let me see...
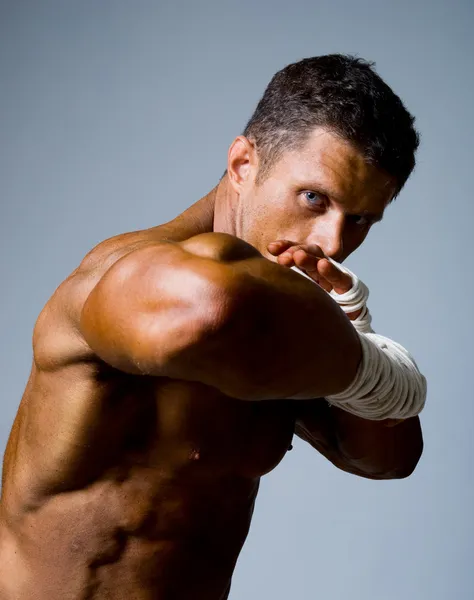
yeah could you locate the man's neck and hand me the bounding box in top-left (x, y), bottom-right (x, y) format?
top-left (213, 175), bottom-right (238, 236)
top-left (153, 176), bottom-right (238, 241)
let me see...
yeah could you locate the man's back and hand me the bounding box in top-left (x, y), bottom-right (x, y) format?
top-left (0, 208), bottom-right (297, 600)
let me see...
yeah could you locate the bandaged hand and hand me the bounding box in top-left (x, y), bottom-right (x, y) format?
top-left (268, 239), bottom-right (426, 422)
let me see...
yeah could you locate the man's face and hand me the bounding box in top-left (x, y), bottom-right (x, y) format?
top-left (235, 128), bottom-right (397, 263)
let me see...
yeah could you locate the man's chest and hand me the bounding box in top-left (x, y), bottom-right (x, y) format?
top-left (122, 377), bottom-right (297, 479)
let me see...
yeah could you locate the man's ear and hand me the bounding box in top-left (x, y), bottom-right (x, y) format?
top-left (227, 136), bottom-right (258, 193)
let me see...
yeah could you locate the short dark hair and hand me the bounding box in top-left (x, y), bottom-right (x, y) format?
top-left (242, 54), bottom-right (419, 194)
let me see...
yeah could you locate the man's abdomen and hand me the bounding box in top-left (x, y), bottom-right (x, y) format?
top-left (0, 378), bottom-right (295, 599)
top-left (0, 469), bottom-right (257, 600)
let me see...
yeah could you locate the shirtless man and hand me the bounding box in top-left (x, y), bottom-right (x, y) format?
top-left (0, 55), bottom-right (424, 599)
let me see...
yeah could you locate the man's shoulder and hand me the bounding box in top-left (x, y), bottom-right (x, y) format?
top-left (77, 227), bottom-right (164, 276)
top-left (31, 211), bottom-right (216, 374)
top-left (32, 227), bottom-right (166, 373)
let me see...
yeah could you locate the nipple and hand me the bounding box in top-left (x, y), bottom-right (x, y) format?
top-left (189, 449), bottom-right (201, 461)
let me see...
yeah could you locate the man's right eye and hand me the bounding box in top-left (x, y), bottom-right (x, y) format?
top-left (304, 191), bottom-right (325, 207)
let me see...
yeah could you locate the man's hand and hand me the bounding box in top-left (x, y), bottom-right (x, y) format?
top-left (267, 240), bottom-right (362, 319)
top-left (269, 240), bottom-right (405, 428)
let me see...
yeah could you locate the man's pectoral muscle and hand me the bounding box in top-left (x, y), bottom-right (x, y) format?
top-left (296, 400), bottom-right (423, 479)
top-left (80, 232), bottom-right (362, 402)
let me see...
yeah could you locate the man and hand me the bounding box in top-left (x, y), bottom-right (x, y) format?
top-left (0, 55), bottom-right (424, 599)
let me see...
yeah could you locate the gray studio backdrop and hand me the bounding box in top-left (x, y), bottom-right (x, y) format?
top-left (1, 1), bottom-right (473, 599)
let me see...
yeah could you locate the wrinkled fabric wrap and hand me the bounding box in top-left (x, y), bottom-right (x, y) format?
top-left (291, 263), bottom-right (426, 420)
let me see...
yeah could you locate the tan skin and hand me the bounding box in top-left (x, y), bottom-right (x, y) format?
top-left (0, 128), bottom-right (423, 599)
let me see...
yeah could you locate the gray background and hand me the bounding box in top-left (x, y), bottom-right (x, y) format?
top-left (1, 1), bottom-right (473, 599)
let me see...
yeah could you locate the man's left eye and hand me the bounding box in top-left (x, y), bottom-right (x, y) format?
top-left (348, 214), bottom-right (371, 227)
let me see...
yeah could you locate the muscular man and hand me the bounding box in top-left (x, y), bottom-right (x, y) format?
top-left (0, 55), bottom-right (424, 599)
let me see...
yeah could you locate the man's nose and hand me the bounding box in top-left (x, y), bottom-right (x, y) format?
top-left (310, 215), bottom-right (345, 261)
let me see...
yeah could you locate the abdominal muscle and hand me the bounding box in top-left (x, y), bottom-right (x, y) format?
top-left (0, 375), bottom-right (296, 600)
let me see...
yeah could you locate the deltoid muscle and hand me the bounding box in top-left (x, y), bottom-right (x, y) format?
top-left (291, 263), bottom-right (427, 420)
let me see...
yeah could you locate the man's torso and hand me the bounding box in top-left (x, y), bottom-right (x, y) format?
top-left (0, 207), bottom-right (298, 600)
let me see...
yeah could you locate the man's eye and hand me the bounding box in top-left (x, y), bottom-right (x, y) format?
top-left (348, 214), bottom-right (371, 227)
top-left (304, 191), bottom-right (325, 207)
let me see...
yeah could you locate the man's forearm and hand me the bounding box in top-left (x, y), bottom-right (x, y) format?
top-left (292, 261), bottom-right (426, 421)
top-left (296, 401), bottom-right (423, 479)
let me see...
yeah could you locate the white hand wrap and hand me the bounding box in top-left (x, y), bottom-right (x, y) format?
top-left (291, 263), bottom-right (427, 420)
top-left (327, 259), bottom-right (374, 334)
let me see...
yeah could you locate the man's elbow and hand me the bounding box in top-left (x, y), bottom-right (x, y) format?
top-left (385, 432), bottom-right (424, 480)
top-left (393, 447), bottom-right (423, 479)
top-left (355, 452), bottom-right (422, 480)
top-left (349, 430), bottom-right (424, 481)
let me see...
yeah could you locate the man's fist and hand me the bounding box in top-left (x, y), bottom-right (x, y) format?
top-left (267, 240), bottom-right (362, 320)
top-left (269, 240), bottom-right (406, 428)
